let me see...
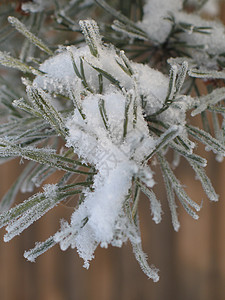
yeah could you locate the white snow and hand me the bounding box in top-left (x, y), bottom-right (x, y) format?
top-left (138, 0), bottom-right (183, 44)
top-left (138, 0), bottom-right (225, 67)
top-left (64, 88), bottom-right (156, 265)
top-left (200, 0), bottom-right (220, 16)
top-left (32, 28), bottom-right (193, 269)
top-left (174, 12), bottom-right (225, 67)
top-left (186, 0), bottom-right (221, 16)
top-left (35, 45), bottom-right (169, 106)
top-left (0, 2), bottom-right (223, 280)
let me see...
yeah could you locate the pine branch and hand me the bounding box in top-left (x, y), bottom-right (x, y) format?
top-left (8, 17), bottom-right (53, 56)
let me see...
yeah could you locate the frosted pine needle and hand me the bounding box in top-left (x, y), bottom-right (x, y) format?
top-left (0, 0), bottom-right (224, 281)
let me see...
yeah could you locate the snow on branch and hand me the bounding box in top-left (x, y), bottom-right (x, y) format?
top-left (0, 1), bottom-right (224, 280)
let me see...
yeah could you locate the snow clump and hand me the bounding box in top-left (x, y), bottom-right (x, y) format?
top-left (32, 36), bottom-right (188, 269)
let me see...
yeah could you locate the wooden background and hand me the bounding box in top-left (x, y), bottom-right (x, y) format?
top-left (0, 3), bottom-right (225, 300)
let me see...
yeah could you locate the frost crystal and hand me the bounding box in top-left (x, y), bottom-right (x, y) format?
top-left (32, 29), bottom-right (187, 274)
top-left (0, 10), bottom-right (224, 282)
top-left (138, 0), bottom-right (183, 43)
top-left (137, 0), bottom-right (225, 67)
top-left (64, 87), bottom-right (156, 265)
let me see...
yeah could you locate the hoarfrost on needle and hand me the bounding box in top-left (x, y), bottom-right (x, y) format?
top-left (29, 31), bottom-right (191, 270)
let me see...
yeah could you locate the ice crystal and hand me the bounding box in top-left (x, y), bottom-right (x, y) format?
top-left (138, 0), bottom-right (183, 44)
top-left (0, 4), bottom-right (224, 281)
